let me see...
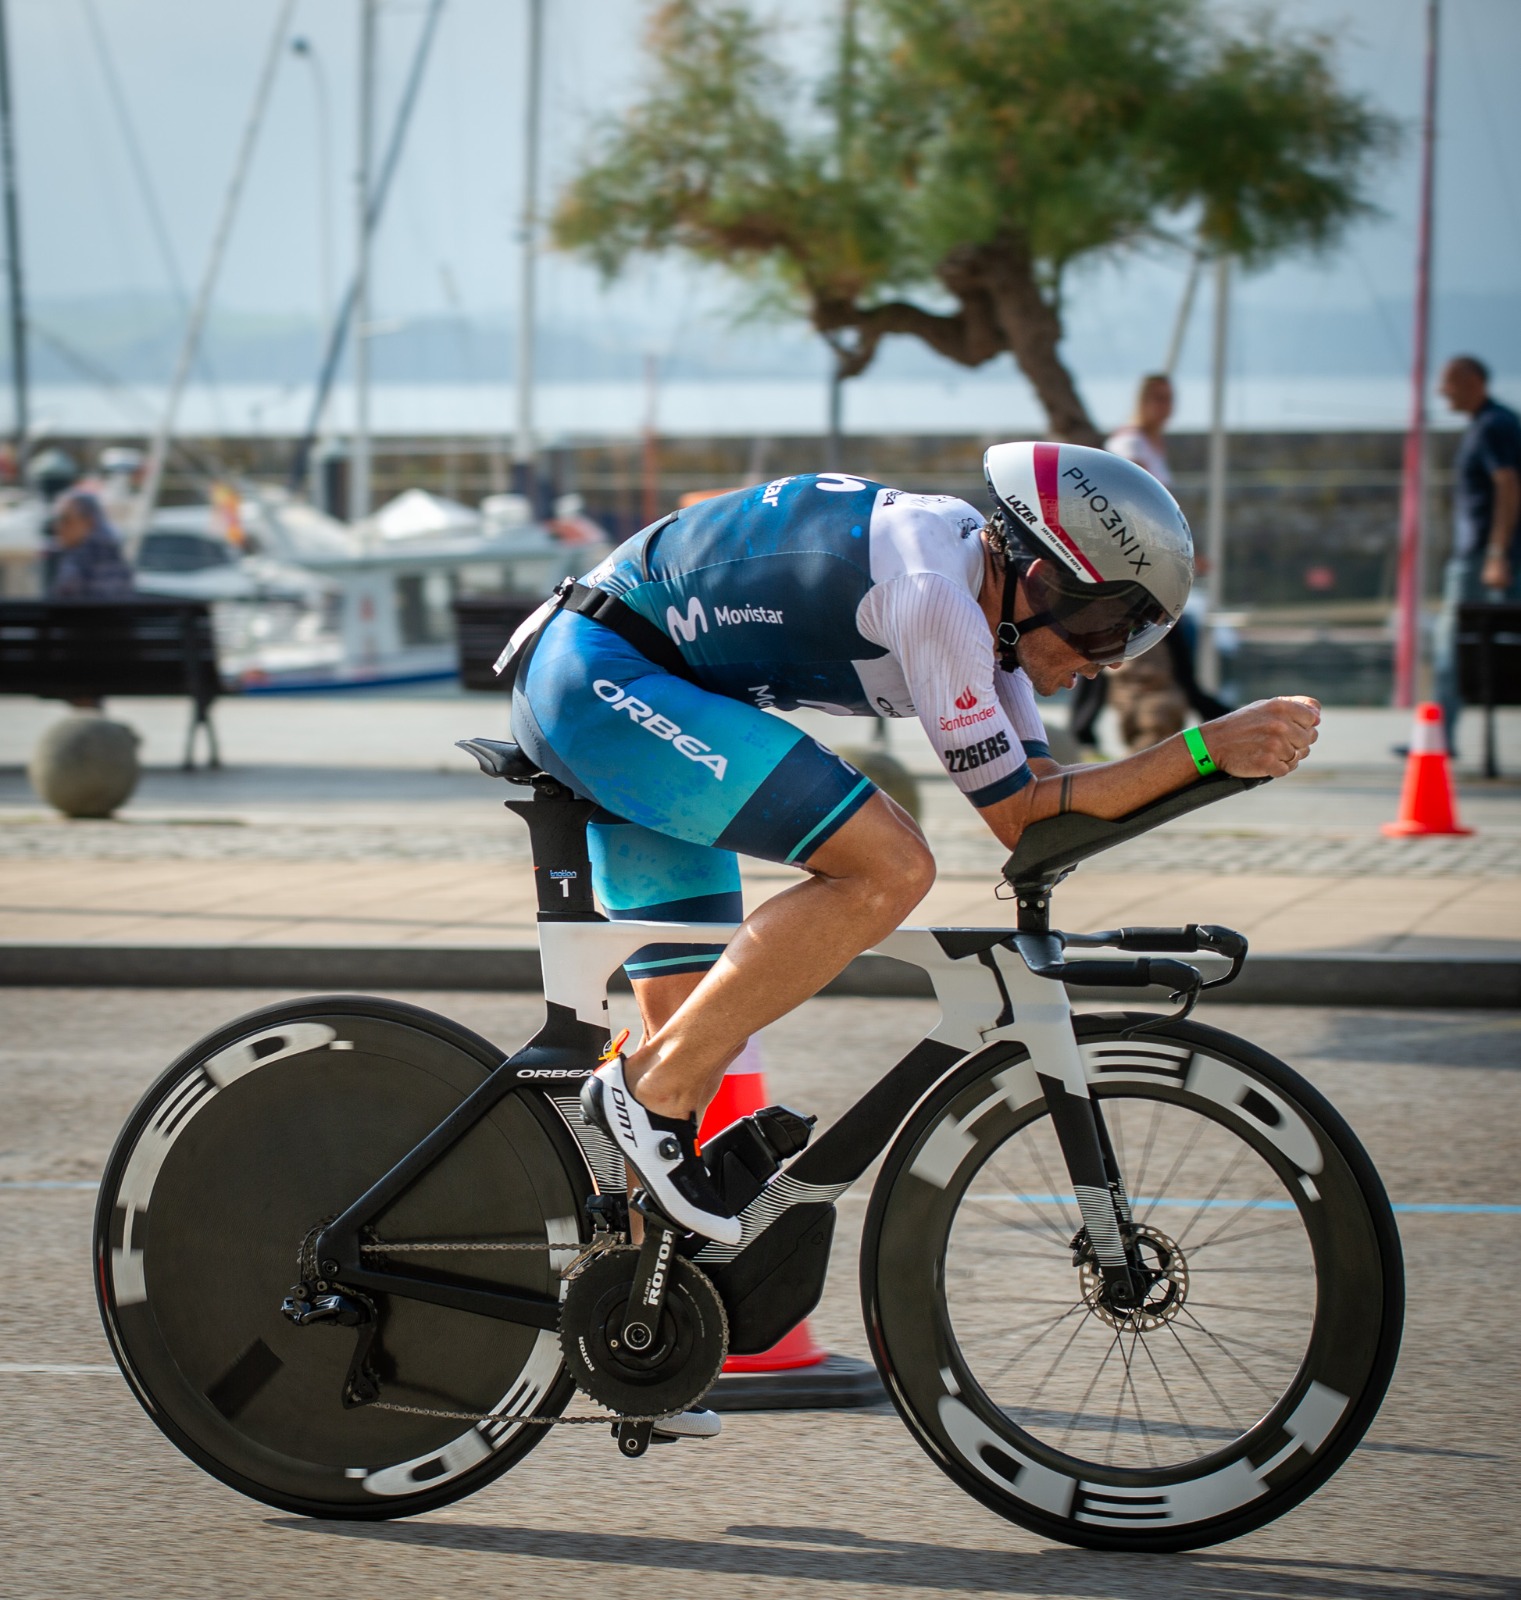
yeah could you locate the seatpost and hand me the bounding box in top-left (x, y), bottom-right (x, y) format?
top-left (505, 777), bottom-right (606, 922)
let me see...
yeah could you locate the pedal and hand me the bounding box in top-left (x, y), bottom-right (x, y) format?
top-left (614, 1418), bottom-right (654, 1458)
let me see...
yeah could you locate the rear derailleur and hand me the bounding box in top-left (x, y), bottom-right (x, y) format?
top-left (280, 1280), bottom-right (380, 1407)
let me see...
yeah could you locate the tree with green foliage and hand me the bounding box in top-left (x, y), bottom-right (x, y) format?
top-left (553, 0), bottom-right (1395, 444)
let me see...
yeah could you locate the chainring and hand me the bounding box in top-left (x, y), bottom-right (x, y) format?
top-left (558, 1250), bottom-right (728, 1419)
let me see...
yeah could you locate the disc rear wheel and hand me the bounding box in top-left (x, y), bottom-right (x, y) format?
top-left (94, 997), bottom-right (589, 1519)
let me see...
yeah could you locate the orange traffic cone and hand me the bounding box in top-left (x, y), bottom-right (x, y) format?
top-left (701, 1039), bottom-right (882, 1410)
top-left (1382, 703), bottom-right (1472, 837)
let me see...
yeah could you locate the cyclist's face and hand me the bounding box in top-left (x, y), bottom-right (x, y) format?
top-left (1009, 564), bottom-right (1108, 694)
top-left (1016, 620), bottom-right (1105, 695)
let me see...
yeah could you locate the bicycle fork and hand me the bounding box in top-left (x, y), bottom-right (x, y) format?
top-left (1019, 998), bottom-right (1145, 1309)
top-left (1042, 1070), bottom-right (1144, 1308)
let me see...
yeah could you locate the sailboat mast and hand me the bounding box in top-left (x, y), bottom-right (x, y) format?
top-left (513, 0), bottom-right (542, 504)
top-left (285, 0), bottom-right (446, 494)
top-left (1394, 0), bottom-right (1439, 708)
top-left (0, 0), bottom-right (30, 457)
top-left (351, 0), bottom-right (377, 524)
top-left (136, 0), bottom-right (298, 533)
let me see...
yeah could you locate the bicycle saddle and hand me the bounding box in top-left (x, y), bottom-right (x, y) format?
top-left (456, 737), bottom-right (543, 785)
top-left (1006, 771), bottom-right (1267, 890)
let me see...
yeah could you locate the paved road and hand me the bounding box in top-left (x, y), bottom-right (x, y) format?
top-left (3, 989), bottom-right (1519, 1600)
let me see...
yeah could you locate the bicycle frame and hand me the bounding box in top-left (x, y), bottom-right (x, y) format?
top-left (311, 772), bottom-right (1219, 1351)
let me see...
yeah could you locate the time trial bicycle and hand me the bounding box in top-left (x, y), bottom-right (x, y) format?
top-left (94, 737), bottom-right (1403, 1552)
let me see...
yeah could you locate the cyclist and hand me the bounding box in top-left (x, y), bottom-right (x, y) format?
top-left (502, 442), bottom-right (1319, 1245)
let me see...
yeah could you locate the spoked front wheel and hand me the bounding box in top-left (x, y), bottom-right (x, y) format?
top-left (863, 1013), bottom-right (1403, 1551)
top-left (94, 996), bottom-right (591, 1519)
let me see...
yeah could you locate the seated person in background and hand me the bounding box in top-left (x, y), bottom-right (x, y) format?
top-left (48, 490), bottom-right (135, 600)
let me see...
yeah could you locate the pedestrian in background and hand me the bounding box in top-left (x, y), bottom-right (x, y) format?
top-left (1079, 374), bottom-right (1230, 755)
top-left (1107, 372), bottom-right (1176, 486)
top-left (48, 489), bottom-right (135, 600)
top-left (44, 489), bottom-right (135, 710)
top-left (1434, 355), bottom-right (1521, 755)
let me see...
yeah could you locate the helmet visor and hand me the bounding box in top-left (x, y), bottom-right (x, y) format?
top-left (1023, 559), bottom-right (1175, 666)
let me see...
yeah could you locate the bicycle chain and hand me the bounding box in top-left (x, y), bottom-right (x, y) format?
top-left (346, 1233), bottom-right (680, 1428)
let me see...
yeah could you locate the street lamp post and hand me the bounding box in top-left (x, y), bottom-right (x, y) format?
top-left (1394, 0), bottom-right (1440, 708)
top-left (1200, 253), bottom-right (1231, 691)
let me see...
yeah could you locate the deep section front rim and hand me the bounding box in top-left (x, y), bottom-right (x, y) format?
top-left (861, 1014), bottom-right (1403, 1552)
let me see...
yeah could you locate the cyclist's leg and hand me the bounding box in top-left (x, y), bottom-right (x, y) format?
top-left (626, 789), bottom-right (931, 1118)
top-left (586, 814), bottom-right (745, 1075)
top-left (515, 611), bottom-right (934, 1121)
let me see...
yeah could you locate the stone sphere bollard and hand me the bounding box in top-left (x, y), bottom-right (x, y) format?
top-left (836, 746), bottom-right (921, 821)
top-left (28, 714), bottom-right (141, 819)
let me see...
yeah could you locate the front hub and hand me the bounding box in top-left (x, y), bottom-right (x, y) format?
top-left (1078, 1223), bottom-right (1189, 1332)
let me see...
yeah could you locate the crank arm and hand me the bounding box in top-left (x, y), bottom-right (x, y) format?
top-left (621, 1196), bottom-right (678, 1352)
top-left (615, 1418), bottom-right (655, 1458)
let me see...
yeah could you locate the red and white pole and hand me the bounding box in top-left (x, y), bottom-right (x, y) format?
top-left (1394, 0), bottom-right (1440, 707)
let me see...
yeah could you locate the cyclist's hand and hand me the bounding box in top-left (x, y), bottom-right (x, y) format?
top-left (1200, 696), bottom-right (1320, 779)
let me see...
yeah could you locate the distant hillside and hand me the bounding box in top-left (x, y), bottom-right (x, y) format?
top-left (16, 289), bottom-right (1520, 389)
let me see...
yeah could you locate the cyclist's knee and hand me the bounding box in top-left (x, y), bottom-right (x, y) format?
top-left (807, 793), bottom-right (935, 919)
top-left (885, 836), bottom-right (936, 915)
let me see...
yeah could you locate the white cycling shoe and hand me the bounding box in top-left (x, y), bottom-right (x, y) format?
top-left (580, 1056), bottom-right (743, 1247)
top-left (652, 1407), bottom-right (722, 1443)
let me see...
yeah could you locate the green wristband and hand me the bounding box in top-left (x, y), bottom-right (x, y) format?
top-left (1183, 726), bottom-right (1218, 776)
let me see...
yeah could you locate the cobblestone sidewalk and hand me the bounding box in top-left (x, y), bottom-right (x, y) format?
top-left (3, 812), bottom-right (1518, 879)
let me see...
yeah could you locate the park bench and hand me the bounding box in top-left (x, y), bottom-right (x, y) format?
top-left (0, 597), bottom-right (222, 769)
top-left (453, 594), bottom-right (543, 691)
top-left (1457, 601), bottom-right (1521, 779)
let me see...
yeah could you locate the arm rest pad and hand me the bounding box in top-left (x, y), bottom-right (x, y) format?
top-left (1005, 771), bottom-right (1266, 888)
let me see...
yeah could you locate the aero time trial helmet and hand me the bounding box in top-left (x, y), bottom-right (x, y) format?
top-left (983, 441), bottom-right (1193, 667)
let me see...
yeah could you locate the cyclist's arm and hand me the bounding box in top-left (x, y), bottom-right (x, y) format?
top-left (861, 573), bottom-right (1036, 809)
top-left (980, 697), bottom-right (1322, 854)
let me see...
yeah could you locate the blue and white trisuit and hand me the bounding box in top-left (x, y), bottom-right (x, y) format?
top-left (510, 473), bottom-right (1050, 979)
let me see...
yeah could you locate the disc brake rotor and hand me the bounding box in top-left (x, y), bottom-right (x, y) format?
top-left (559, 1250), bottom-right (728, 1419)
top-left (1078, 1222), bottom-right (1190, 1333)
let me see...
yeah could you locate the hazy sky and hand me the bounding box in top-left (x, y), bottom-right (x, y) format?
top-left (12, 0), bottom-right (1521, 373)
